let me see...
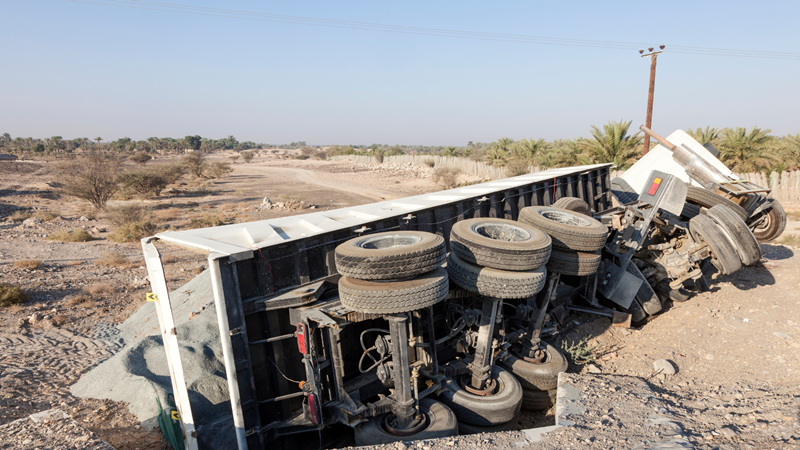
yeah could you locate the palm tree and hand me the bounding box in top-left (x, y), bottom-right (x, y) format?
top-left (687, 127), bottom-right (720, 145)
top-left (539, 139), bottom-right (591, 168)
top-left (94, 137), bottom-right (102, 145)
top-left (440, 146), bottom-right (459, 157)
top-left (580, 120), bottom-right (643, 169)
top-left (485, 137), bottom-right (514, 167)
top-left (783, 134), bottom-right (800, 171)
top-left (717, 127), bottom-right (778, 173)
top-left (512, 138), bottom-right (549, 163)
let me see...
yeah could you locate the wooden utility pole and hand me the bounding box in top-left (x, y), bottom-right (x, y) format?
top-left (640, 45), bottom-right (664, 155)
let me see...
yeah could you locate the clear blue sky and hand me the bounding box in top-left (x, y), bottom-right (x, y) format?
top-left (3, 1), bottom-right (798, 146)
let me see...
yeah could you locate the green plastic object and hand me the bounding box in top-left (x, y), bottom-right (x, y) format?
top-left (157, 394), bottom-right (186, 450)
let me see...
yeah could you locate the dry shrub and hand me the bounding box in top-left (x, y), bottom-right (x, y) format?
top-left (9, 211), bottom-right (32, 222)
top-left (35, 210), bottom-right (61, 222)
top-left (60, 151), bottom-right (125, 210)
top-left (161, 254), bottom-right (178, 264)
top-left (0, 283), bottom-right (27, 307)
top-left (50, 315), bottom-right (68, 326)
top-left (13, 259), bottom-right (42, 269)
top-left (105, 204), bottom-right (151, 226)
top-left (129, 151), bottom-right (152, 165)
top-left (191, 266), bottom-right (205, 276)
top-left (505, 159), bottom-right (530, 177)
top-left (240, 151), bottom-right (255, 163)
top-left (107, 221), bottom-right (158, 243)
top-left (65, 294), bottom-right (91, 306)
top-left (47, 229), bottom-right (94, 242)
top-left (95, 251), bottom-right (133, 268)
top-left (153, 207), bottom-right (181, 222)
top-left (187, 214), bottom-right (224, 229)
top-left (207, 162), bottom-right (233, 179)
top-left (117, 170), bottom-right (169, 198)
top-left (229, 155), bottom-right (240, 163)
top-left (423, 158), bottom-right (436, 168)
top-left (432, 167), bottom-right (461, 190)
top-left (85, 283), bottom-right (115, 296)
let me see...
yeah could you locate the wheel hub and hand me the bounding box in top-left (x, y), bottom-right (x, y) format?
top-left (540, 210), bottom-right (590, 227)
top-left (383, 412), bottom-right (427, 436)
top-left (460, 375), bottom-right (498, 396)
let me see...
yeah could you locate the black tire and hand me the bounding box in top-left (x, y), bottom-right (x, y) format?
top-left (680, 202), bottom-right (703, 220)
top-left (611, 177), bottom-right (639, 205)
top-left (706, 205), bottom-right (761, 266)
top-left (338, 268), bottom-right (449, 314)
top-left (751, 200), bottom-right (787, 242)
top-left (625, 296), bottom-right (647, 324)
top-left (521, 388), bottom-right (557, 411)
top-left (353, 398), bottom-right (458, 446)
top-left (627, 262), bottom-right (662, 316)
top-left (546, 249), bottom-right (601, 276)
top-left (436, 365), bottom-right (523, 427)
top-left (457, 411), bottom-right (519, 435)
top-left (690, 215), bottom-right (742, 275)
top-left (498, 341), bottom-right (567, 391)
top-left (518, 206), bottom-right (609, 252)
top-left (553, 197), bottom-right (591, 215)
top-left (655, 280), bottom-right (693, 303)
top-left (335, 231), bottom-right (445, 280)
top-left (450, 218), bottom-right (551, 271)
top-left (685, 186), bottom-right (748, 222)
top-left (446, 252), bottom-right (547, 299)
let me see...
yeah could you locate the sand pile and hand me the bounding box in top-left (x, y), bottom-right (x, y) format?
top-left (71, 272), bottom-right (236, 449)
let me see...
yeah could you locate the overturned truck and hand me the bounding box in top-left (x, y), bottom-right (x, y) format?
top-left (141, 129), bottom-right (783, 450)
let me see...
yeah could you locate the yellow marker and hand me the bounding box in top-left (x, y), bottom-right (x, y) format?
top-left (146, 293), bottom-right (158, 302)
top-left (171, 411), bottom-right (181, 420)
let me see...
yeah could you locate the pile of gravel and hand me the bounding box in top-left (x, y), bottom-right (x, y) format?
top-left (71, 271), bottom-right (236, 450)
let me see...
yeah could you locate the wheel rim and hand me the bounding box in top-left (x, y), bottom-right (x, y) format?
top-left (458, 374), bottom-right (499, 396)
top-left (382, 412), bottom-right (428, 436)
top-left (471, 222), bottom-right (531, 242)
top-left (358, 234), bottom-right (422, 249)
top-left (539, 210), bottom-right (590, 227)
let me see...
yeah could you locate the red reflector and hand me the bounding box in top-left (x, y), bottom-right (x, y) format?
top-left (308, 393), bottom-right (320, 425)
top-left (296, 323), bottom-right (308, 354)
top-left (647, 177), bottom-right (662, 195)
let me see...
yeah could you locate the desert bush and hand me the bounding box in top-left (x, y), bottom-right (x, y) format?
top-left (311, 150), bottom-right (328, 160)
top-left (60, 151), bottom-right (125, 210)
top-left (94, 251), bottom-right (133, 268)
top-left (65, 294), bottom-right (91, 306)
top-left (188, 214), bottom-right (224, 229)
top-left (85, 283), bottom-right (115, 296)
top-left (105, 204), bottom-right (151, 226)
top-left (423, 158), bottom-right (436, 168)
top-left (229, 155), bottom-right (240, 163)
top-left (155, 162), bottom-right (186, 185)
top-left (207, 162), bottom-right (233, 179)
top-left (50, 315), bottom-right (68, 326)
top-left (432, 167), bottom-right (461, 190)
top-left (240, 151), bottom-right (255, 163)
top-left (293, 154), bottom-right (310, 160)
top-left (107, 221), bottom-right (158, 243)
top-left (35, 210), bottom-right (61, 222)
top-left (505, 159), bottom-right (530, 177)
top-left (13, 259), bottom-right (42, 269)
top-left (0, 283), bottom-right (27, 307)
top-left (117, 170), bottom-right (169, 197)
top-left (299, 147), bottom-right (315, 155)
top-left (9, 211), bottom-right (32, 222)
top-left (468, 148), bottom-right (486, 162)
top-left (128, 151), bottom-right (152, 165)
top-left (182, 152), bottom-right (207, 178)
top-left (47, 229), bottom-right (94, 242)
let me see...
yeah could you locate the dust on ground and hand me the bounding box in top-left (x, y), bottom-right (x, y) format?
top-left (1, 153), bottom-right (799, 449)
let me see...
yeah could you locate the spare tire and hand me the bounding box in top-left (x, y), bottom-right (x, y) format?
top-left (546, 249), bottom-right (601, 276)
top-left (685, 186), bottom-right (748, 222)
top-left (706, 205), bottom-right (761, 266)
top-left (611, 177), bottom-right (639, 205)
top-left (689, 215), bottom-right (742, 275)
top-left (680, 202), bottom-right (703, 220)
top-left (450, 218), bottom-right (551, 271)
top-left (751, 200), bottom-right (787, 242)
top-left (335, 231), bottom-right (445, 280)
top-left (339, 268), bottom-right (449, 314)
top-left (446, 252), bottom-right (547, 299)
top-left (518, 206), bottom-right (609, 252)
top-left (552, 197), bottom-right (591, 215)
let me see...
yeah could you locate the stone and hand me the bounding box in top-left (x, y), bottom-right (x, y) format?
top-left (586, 364), bottom-right (602, 374)
top-left (653, 359), bottom-right (677, 375)
top-left (717, 427), bottom-right (737, 438)
top-left (256, 197), bottom-right (273, 211)
top-left (79, 216), bottom-right (90, 221)
top-left (22, 217), bottom-right (42, 227)
top-left (28, 312), bottom-right (44, 324)
top-left (394, 442), bottom-right (407, 450)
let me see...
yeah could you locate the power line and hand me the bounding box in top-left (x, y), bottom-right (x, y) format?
top-left (68, 0), bottom-right (800, 60)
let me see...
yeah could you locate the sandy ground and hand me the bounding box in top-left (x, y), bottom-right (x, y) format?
top-left (1, 152), bottom-right (799, 449)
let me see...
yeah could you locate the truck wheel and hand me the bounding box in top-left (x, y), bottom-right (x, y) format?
top-left (456, 410), bottom-right (520, 434)
top-left (706, 205), bottom-right (761, 266)
top-left (611, 177), bottom-right (639, 205)
top-left (446, 252), bottom-right (547, 299)
top-left (685, 186), bottom-right (748, 222)
top-left (338, 268), bottom-right (448, 314)
top-left (546, 249), bottom-right (601, 276)
top-left (625, 297), bottom-right (647, 323)
top-left (627, 263), bottom-right (662, 315)
top-left (335, 231), bottom-right (445, 280)
top-left (450, 218), bottom-right (551, 271)
top-left (751, 200), bottom-right (787, 242)
top-left (354, 398), bottom-right (458, 446)
top-left (518, 206), bottom-right (608, 252)
top-left (553, 197), bottom-right (591, 215)
top-left (436, 365), bottom-right (523, 427)
top-left (655, 280), bottom-right (693, 303)
top-left (680, 202), bottom-right (703, 220)
top-left (521, 389), bottom-right (557, 411)
top-left (690, 215), bottom-right (742, 275)
top-left (498, 341), bottom-right (567, 391)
